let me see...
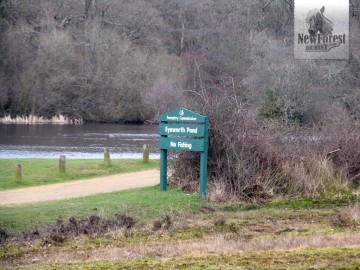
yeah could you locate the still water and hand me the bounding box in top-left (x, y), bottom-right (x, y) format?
top-left (0, 124), bottom-right (159, 159)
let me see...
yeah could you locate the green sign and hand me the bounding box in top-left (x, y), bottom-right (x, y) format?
top-left (159, 108), bottom-right (206, 123)
top-left (159, 123), bottom-right (205, 137)
top-left (159, 108), bottom-right (208, 197)
top-left (159, 137), bottom-right (204, 152)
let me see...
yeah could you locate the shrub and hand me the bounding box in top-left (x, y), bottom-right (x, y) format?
top-left (0, 228), bottom-right (9, 243)
top-left (3, 213), bottom-right (137, 244)
top-left (152, 215), bottom-right (172, 231)
top-left (331, 204), bottom-right (360, 228)
top-left (170, 76), bottom-right (359, 200)
top-left (171, 80), bottom-right (283, 199)
top-left (259, 88), bottom-right (284, 119)
top-left (259, 86), bottom-right (304, 123)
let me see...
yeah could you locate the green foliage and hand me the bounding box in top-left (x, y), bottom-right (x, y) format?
top-left (266, 193), bottom-right (358, 210)
top-left (259, 87), bottom-right (304, 123)
top-left (288, 108), bottom-right (304, 123)
top-left (0, 159), bottom-right (158, 190)
top-left (259, 88), bottom-right (284, 119)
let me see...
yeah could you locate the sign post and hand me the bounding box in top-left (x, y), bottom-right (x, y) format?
top-left (159, 108), bottom-right (209, 197)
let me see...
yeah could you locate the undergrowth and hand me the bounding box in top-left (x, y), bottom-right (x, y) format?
top-left (171, 82), bottom-right (360, 201)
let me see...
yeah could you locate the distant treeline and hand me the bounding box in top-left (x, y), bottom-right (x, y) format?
top-left (0, 0), bottom-right (360, 123)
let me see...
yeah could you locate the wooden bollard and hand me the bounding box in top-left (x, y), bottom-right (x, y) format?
top-left (143, 144), bottom-right (149, 163)
top-left (15, 164), bottom-right (22, 182)
top-left (104, 148), bottom-right (110, 166)
top-left (59, 155), bottom-right (66, 173)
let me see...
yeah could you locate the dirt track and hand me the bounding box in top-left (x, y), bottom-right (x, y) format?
top-left (0, 169), bottom-right (160, 206)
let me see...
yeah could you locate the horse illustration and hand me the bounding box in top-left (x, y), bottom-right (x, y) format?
top-left (306, 6), bottom-right (333, 36)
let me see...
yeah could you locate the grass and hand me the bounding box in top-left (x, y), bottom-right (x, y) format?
top-left (265, 193), bottom-right (359, 209)
top-left (2, 190), bottom-right (360, 269)
top-left (0, 185), bottom-right (204, 232)
top-left (1, 162), bottom-right (360, 270)
top-left (0, 159), bottom-right (159, 190)
top-left (1, 185), bottom-right (358, 233)
top-left (3, 246), bottom-right (360, 269)
top-left (85, 247), bottom-right (360, 270)
top-left (103, 247), bottom-right (354, 270)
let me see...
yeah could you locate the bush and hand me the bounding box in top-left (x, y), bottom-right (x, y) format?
top-left (3, 213), bottom-right (137, 244)
top-left (171, 80), bottom-right (282, 199)
top-left (259, 86), bottom-right (304, 123)
top-left (170, 77), bottom-right (359, 200)
top-left (46, 214), bottom-right (136, 242)
top-left (259, 88), bottom-right (284, 119)
top-left (331, 205), bottom-right (360, 228)
top-left (0, 228), bottom-right (9, 243)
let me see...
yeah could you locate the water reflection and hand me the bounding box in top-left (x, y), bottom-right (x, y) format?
top-left (0, 124), bottom-right (159, 159)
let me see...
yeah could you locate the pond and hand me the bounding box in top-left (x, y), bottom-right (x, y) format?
top-left (0, 124), bottom-right (159, 159)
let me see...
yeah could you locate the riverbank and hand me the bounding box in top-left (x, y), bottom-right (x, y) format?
top-left (0, 159), bottom-right (159, 190)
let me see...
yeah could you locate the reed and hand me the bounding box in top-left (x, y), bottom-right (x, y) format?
top-left (0, 114), bottom-right (83, 124)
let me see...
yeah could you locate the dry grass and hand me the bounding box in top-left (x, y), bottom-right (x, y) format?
top-left (332, 204), bottom-right (360, 228)
top-left (3, 206), bottom-right (359, 267)
top-left (5, 230), bottom-right (360, 266)
top-left (207, 180), bottom-right (236, 203)
top-left (281, 158), bottom-right (349, 198)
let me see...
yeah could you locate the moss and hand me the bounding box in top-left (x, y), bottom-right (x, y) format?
top-left (266, 194), bottom-right (358, 210)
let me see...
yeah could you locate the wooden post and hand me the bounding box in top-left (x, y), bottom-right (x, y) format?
top-left (59, 155), bottom-right (66, 173)
top-left (104, 148), bottom-right (110, 166)
top-left (143, 144), bottom-right (149, 163)
top-left (160, 149), bottom-right (167, 191)
top-left (199, 117), bottom-right (209, 197)
top-left (15, 164), bottom-right (22, 182)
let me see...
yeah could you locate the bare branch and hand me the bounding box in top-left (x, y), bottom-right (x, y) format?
top-left (262, 0), bottom-right (276, 12)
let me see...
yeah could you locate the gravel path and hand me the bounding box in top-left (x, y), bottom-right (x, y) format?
top-left (0, 169), bottom-right (160, 206)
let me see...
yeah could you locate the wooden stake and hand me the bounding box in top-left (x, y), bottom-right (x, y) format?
top-left (59, 155), bottom-right (66, 173)
top-left (104, 148), bottom-right (110, 166)
top-left (15, 164), bottom-right (22, 182)
top-left (143, 144), bottom-right (149, 163)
